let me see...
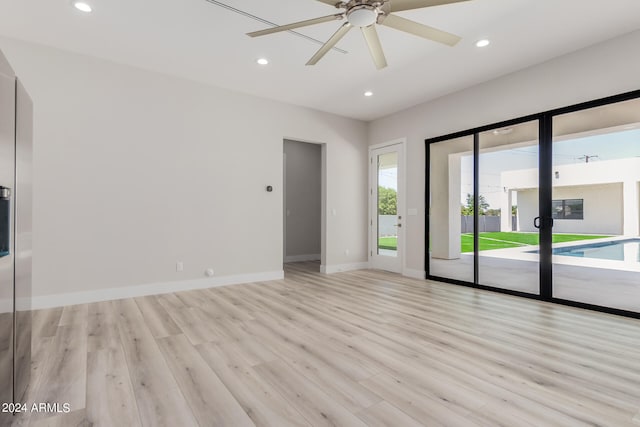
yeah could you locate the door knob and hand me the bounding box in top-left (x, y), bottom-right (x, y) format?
top-left (534, 216), bottom-right (554, 229)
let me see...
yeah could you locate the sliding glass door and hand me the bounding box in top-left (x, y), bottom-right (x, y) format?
top-left (477, 120), bottom-right (540, 294)
top-left (427, 122), bottom-right (540, 294)
top-left (551, 97), bottom-right (640, 312)
top-left (426, 90), bottom-right (640, 317)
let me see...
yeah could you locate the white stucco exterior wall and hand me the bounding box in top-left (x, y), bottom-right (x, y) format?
top-left (502, 158), bottom-right (640, 235)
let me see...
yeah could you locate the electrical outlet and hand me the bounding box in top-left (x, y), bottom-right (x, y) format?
top-left (176, 261), bottom-right (184, 272)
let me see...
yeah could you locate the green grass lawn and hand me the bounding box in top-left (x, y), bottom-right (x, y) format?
top-left (378, 236), bottom-right (397, 250)
top-left (460, 232), bottom-right (611, 253)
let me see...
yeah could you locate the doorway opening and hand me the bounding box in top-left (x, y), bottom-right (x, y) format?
top-left (283, 139), bottom-right (324, 274)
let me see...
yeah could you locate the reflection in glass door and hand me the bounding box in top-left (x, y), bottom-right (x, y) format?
top-left (552, 98), bottom-right (640, 312)
top-left (370, 143), bottom-right (404, 273)
top-left (477, 120), bottom-right (540, 294)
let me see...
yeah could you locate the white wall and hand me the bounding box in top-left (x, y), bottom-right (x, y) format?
top-left (284, 140), bottom-right (321, 261)
top-left (369, 30), bottom-right (640, 274)
top-left (503, 158), bottom-right (640, 235)
top-left (517, 184), bottom-right (623, 235)
top-left (0, 37), bottom-right (368, 302)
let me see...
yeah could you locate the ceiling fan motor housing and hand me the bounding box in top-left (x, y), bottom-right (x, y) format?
top-left (347, 4), bottom-right (380, 27)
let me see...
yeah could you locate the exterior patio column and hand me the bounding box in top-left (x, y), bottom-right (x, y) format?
top-left (501, 188), bottom-right (512, 231)
top-left (445, 154), bottom-right (462, 259)
top-left (430, 150), bottom-right (462, 260)
top-left (623, 180), bottom-right (640, 236)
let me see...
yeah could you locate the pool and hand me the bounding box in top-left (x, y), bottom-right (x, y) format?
top-left (550, 239), bottom-right (640, 262)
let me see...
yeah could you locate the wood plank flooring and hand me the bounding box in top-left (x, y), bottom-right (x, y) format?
top-left (6, 262), bottom-right (640, 426)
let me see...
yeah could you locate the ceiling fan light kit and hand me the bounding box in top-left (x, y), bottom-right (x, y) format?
top-left (347, 5), bottom-right (379, 27)
top-left (246, 0), bottom-right (469, 69)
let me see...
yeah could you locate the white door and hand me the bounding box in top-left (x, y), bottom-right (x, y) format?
top-left (369, 141), bottom-right (405, 273)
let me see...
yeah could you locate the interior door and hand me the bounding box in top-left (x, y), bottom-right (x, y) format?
top-left (370, 142), bottom-right (404, 273)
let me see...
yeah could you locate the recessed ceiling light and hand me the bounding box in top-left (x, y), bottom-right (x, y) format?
top-left (256, 58), bottom-right (269, 65)
top-left (364, 91), bottom-right (373, 97)
top-left (73, 1), bottom-right (92, 12)
top-left (476, 39), bottom-right (490, 48)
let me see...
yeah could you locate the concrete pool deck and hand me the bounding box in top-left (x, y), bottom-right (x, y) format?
top-left (430, 236), bottom-right (640, 313)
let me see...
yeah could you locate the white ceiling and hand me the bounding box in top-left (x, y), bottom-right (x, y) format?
top-left (1, 0), bottom-right (639, 121)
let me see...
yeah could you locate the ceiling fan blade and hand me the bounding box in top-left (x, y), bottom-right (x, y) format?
top-left (381, 14), bottom-right (461, 46)
top-left (247, 14), bottom-right (343, 37)
top-left (316, 0), bottom-right (343, 6)
top-left (387, 0), bottom-right (470, 12)
top-left (361, 25), bottom-right (388, 69)
top-left (307, 22), bottom-right (352, 65)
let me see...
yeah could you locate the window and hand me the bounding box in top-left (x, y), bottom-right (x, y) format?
top-left (552, 199), bottom-right (583, 220)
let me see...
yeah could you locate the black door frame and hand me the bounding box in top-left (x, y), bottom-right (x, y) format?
top-left (425, 89), bottom-right (640, 319)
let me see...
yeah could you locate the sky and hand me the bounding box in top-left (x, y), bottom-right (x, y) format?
top-left (460, 128), bottom-right (640, 209)
top-left (379, 168), bottom-right (397, 190)
top-left (378, 151), bottom-right (399, 190)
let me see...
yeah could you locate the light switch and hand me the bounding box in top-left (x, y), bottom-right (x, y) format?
top-left (408, 208), bottom-right (418, 216)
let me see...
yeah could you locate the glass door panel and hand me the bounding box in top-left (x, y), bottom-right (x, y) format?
top-left (377, 152), bottom-right (398, 257)
top-left (477, 120), bottom-right (540, 294)
top-left (552, 98), bottom-right (640, 312)
top-left (428, 136), bottom-right (474, 282)
top-left (370, 142), bottom-right (404, 273)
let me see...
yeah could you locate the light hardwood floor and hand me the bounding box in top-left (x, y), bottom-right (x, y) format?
top-left (6, 262), bottom-right (640, 426)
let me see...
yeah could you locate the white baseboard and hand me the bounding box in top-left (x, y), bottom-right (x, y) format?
top-left (320, 262), bottom-right (369, 274)
top-left (403, 268), bottom-right (426, 279)
top-left (31, 270), bottom-right (284, 310)
top-left (284, 253), bottom-right (321, 263)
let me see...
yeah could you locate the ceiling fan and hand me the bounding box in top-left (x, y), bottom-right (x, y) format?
top-left (247, 0), bottom-right (469, 69)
